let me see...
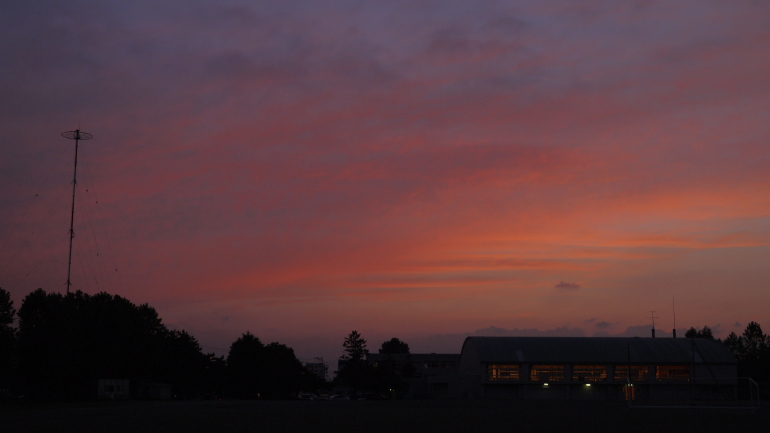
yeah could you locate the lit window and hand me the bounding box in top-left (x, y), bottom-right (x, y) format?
top-left (530, 365), bottom-right (565, 382)
top-left (487, 364), bottom-right (520, 381)
top-left (614, 365), bottom-right (649, 382)
top-left (571, 365), bottom-right (607, 382)
top-left (656, 365), bottom-right (690, 382)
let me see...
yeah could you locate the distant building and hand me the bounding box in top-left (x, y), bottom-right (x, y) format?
top-left (97, 379), bottom-right (129, 400)
top-left (305, 361), bottom-right (328, 381)
top-left (366, 353), bottom-right (461, 399)
top-left (335, 358), bottom-right (348, 380)
top-left (458, 337), bottom-right (738, 401)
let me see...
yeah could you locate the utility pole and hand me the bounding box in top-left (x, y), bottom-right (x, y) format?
top-left (61, 129), bottom-right (93, 294)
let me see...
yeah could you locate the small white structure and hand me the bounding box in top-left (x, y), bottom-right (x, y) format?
top-left (98, 379), bottom-right (130, 400)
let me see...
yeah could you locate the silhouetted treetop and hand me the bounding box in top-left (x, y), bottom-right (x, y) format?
top-left (0, 287), bottom-right (15, 327)
top-left (0, 288), bottom-right (17, 390)
top-left (342, 330), bottom-right (368, 362)
top-left (685, 326), bottom-right (714, 339)
top-left (743, 321), bottom-right (767, 342)
top-left (16, 288), bottom-right (207, 399)
top-left (742, 321), bottom-right (769, 360)
top-left (380, 337), bottom-right (410, 354)
top-left (226, 333), bottom-right (306, 399)
top-left (722, 321), bottom-right (770, 362)
top-left (227, 332), bottom-right (264, 374)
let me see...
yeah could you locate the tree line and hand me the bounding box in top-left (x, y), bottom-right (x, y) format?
top-left (0, 287), bottom-right (415, 401)
top-left (333, 331), bottom-right (415, 398)
top-left (0, 288), bottom-right (324, 401)
top-left (3, 286), bottom-right (768, 401)
top-left (686, 322), bottom-right (770, 386)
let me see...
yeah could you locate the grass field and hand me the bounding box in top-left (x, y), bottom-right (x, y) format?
top-left (2, 399), bottom-right (768, 433)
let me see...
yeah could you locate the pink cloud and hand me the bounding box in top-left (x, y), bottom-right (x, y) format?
top-left (1, 0), bottom-right (769, 357)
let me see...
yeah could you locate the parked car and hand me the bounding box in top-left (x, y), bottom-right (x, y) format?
top-left (297, 393), bottom-right (315, 400)
top-left (329, 394), bottom-right (349, 400)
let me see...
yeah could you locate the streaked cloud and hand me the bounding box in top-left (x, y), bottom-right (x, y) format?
top-left (0, 0), bottom-right (769, 358)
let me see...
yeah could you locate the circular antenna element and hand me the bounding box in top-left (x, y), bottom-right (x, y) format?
top-left (61, 129), bottom-right (93, 140)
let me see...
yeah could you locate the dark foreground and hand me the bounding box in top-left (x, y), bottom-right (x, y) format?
top-left (1, 400), bottom-right (768, 433)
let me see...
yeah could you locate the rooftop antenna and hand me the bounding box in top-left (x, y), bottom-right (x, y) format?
top-left (61, 129), bottom-right (93, 294)
top-left (645, 310), bottom-right (659, 338)
top-left (672, 297), bottom-right (676, 338)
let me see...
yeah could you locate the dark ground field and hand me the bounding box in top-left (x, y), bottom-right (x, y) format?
top-left (1, 400), bottom-right (768, 433)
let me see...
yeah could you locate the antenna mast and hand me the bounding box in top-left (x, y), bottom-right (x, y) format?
top-left (672, 297), bottom-right (676, 338)
top-left (645, 310), bottom-right (659, 338)
top-left (61, 129), bottom-right (93, 294)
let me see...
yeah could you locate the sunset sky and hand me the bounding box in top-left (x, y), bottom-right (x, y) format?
top-left (1, 0), bottom-right (769, 363)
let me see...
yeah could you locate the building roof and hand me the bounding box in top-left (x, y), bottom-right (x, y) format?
top-left (461, 337), bottom-right (736, 364)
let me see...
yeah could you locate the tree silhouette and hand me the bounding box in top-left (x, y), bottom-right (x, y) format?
top-left (376, 337), bottom-right (414, 396)
top-left (379, 337), bottom-right (410, 354)
top-left (723, 332), bottom-right (745, 359)
top-left (722, 321), bottom-right (770, 386)
top-left (342, 330), bottom-right (368, 362)
top-left (0, 288), bottom-right (14, 327)
top-left (741, 321), bottom-right (768, 361)
top-left (227, 332), bottom-right (265, 399)
top-left (336, 330), bottom-right (377, 392)
top-left (156, 329), bottom-right (208, 396)
top-left (226, 332), bottom-right (307, 399)
top-left (17, 289), bottom-right (207, 400)
top-left (685, 326), bottom-right (714, 339)
top-left (0, 288), bottom-right (16, 392)
top-left (261, 342), bottom-right (307, 398)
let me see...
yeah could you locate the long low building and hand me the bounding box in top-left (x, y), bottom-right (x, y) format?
top-left (459, 337), bottom-right (738, 401)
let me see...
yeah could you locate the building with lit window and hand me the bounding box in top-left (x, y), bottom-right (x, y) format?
top-left (459, 337), bottom-right (737, 401)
